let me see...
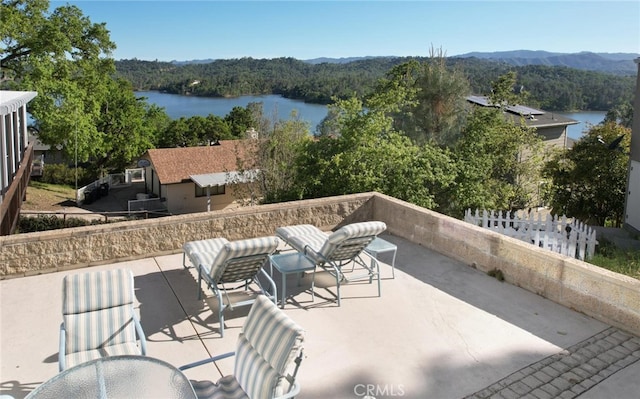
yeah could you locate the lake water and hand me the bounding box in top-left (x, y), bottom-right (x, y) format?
top-left (136, 91), bottom-right (329, 132)
top-left (137, 91), bottom-right (606, 140)
top-left (555, 111), bottom-right (607, 140)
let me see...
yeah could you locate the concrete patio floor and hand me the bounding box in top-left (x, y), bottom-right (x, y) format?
top-left (1, 234), bottom-right (639, 399)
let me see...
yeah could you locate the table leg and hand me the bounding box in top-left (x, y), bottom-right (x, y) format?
top-left (281, 273), bottom-right (286, 308)
top-left (96, 360), bottom-right (107, 399)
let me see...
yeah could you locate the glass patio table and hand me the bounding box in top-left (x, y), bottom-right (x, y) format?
top-left (26, 355), bottom-right (196, 399)
top-left (364, 237), bottom-right (397, 278)
top-left (269, 252), bottom-right (317, 308)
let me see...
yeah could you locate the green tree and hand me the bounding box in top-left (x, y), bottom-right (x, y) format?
top-left (299, 96), bottom-right (455, 208)
top-left (224, 112), bottom-right (311, 206)
top-left (225, 106), bottom-right (256, 138)
top-left (370, 49), bottom-right (471, 146)
top-left (411, 48), bottom-right (471, 145)
top-left (542, 122), bottom-right (630, 226)
top-left (604, 100), bottom-right (634, 129)
top-left (439, 106), bottom-right (543, 217)
top-left (1, 0), bottom-right (162, 172)
top-left (489, 71), bottom-right (521, 106)
top-left (157, 114), bottom-right (231, 148)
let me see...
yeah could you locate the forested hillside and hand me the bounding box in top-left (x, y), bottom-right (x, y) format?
top-left (115, 56), bottom-right (636, 111)
top-left (455, 50), bottom-right (638, 75)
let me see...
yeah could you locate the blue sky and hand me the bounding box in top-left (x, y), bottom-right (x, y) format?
top-left (49, 1), bottom-right (640, 61)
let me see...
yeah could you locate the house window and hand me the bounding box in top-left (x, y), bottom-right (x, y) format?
top-left (195, 185), bottom-right (225, 197)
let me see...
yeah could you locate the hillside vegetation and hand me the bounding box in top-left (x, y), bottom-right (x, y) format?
top-left (115, 56), bottom-right (636, 111)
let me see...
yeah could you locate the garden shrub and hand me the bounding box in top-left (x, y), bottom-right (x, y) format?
top-left (17, 215), bottom-right (102, 233)
top-left (40, 164), bottom-right (95, 186)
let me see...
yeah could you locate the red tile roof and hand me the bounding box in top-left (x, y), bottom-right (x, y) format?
top-left (145, 140), bottom-right (255, 185)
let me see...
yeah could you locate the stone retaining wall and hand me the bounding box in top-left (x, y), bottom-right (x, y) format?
top-left (0, 193), bottom-right (374, 277)
top-left (372, 193), bottom-right (640, 336)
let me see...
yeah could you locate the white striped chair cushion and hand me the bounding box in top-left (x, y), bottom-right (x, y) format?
top-left (275, 224), bottom-right (324, 245)
top-left (190, 375), bottom-right (250, 399)
top-left (318, 221), bottom-right (387, 259)
top-left (62, 268), bottom-right (135, 314)
top-left (61, 269), bottom-right (142, 365)
top-left (203, 237), bottom-right (280, 282)
top-left (242, 295), bottom-right (305, 373)
top-left (64, 342), bottom-right (141, 370)
top-left (184, 238), bottom-right (230, 266)
top-left (234, 335), bottom-right (281, 398)
top-left (276, 224), bottom-right (328, 263)
top-left (235, 295), bottom-right (304, 398)
top-left (63, 306), bottom-right (138, 354)
top-left (277, 222), bottom-right (387, 264)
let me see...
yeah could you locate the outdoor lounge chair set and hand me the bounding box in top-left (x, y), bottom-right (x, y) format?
top-left (51, 221), bottom-right (386, 398)
top-left (183, 221), bottom-right (387, 313)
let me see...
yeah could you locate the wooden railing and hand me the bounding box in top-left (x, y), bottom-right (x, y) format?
top-left (0, 143), bottom-right (34, 236)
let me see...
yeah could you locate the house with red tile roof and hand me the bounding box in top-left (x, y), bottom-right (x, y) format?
top-left (141, 140), bottom-right (259, 214)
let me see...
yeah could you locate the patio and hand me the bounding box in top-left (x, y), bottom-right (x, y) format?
top-left (2, 233), bottom-right (639, 398)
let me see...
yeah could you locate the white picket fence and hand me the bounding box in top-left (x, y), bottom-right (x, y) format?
top-left (464, 209), bottom-right (598, 260)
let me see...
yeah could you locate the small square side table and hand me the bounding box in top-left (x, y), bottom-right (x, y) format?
top-left (365, 237), bottom-right (397, 278)
top-left (269, 252), bottom-right (316, 308)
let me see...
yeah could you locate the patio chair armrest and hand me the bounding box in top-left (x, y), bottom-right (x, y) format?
top-left (132, 312), bottom-right (147, 355)
top-left (275, 381), bottom-right (301, 399)
top-left (303, 244), bottom-right (314, 257)
top-left (258, 267), bottom-right (278, 302)
top-left (58, 323), bottom-right (66, 371)
top-left (179, 351), bottom-right (236, 371)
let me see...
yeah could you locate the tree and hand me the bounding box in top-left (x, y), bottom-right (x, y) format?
top-left (542, 122), bottom-right (630, 226)
top-left (371, 48), bottom-right (471, 146)
top-left (257, 116), bottom-right (312, 203)
top-left (488, 71), bottom-right (524, 107)
top-left (226, 111), bottom-right (312, 206)
top-left (1, 0), bottom-right (161, 173)
top-left (299, 96), bottom-right (456, 208)
top-left (438, 106), bottom-right (543, 217)
top-left (225, 106), bottom-right (256, 138)
top-left (604, 100), bottom-right (633, 129)
top-left (411, 47), bottom-right (471, 146)
top-left (157, 114), bottom-right (231, 148)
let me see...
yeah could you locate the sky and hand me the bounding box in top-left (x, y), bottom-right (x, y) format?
top-left (49, 1), bottom-right (640, 62)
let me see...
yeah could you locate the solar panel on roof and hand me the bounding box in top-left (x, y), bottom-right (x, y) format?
top-left (506, 105), bottom-right (545, 116)
top-left (466, 95), bottom-right (493, 107)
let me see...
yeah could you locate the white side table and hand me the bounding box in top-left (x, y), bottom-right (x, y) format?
top-left (365, 237), bottom-right (397, 278)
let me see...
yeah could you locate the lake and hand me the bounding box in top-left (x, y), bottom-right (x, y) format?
top-left (136, 91), bottom-right (329, 132)
top-left (137, 91), bottom-right (606, 140)
top-left (555, 111), bottom-right (607, 140)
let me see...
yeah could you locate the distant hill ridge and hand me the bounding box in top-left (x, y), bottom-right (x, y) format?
top-left (168, 50), bottom-right (638, 75)
top-left (453, 50), bottom-right (639, 75)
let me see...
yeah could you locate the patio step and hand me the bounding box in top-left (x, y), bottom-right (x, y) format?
top-left (464, 327), bottom-right (640, 399)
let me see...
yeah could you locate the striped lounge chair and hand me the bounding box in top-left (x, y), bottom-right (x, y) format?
top-left (181, 295), bottom-right (305, 399)
top-left (185, 236), bottom-right (280, 337)
top-left (59, 268), bottom-right (147, 371)
top-left (275, 221), bottom-right (387, 306)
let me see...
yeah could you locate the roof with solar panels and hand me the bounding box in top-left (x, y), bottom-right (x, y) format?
top-left (466, 95), bottom-right (579, 128)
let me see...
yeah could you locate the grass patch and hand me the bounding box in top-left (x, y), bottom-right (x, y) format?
top-left (589, 239), bottom-right (640, 280)
top-left (23, 181), bottom-right (76, 211)
top-left (29, 180), bottom-right (75, 194)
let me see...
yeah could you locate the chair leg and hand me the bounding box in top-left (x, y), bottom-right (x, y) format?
top-left (197, 267), bottom-right (203, 300)
top-left (216, 288), bottom-right (225, 338)
top-left (373, 258), bottom-right (381, 297)
top-left (334, 270), bottom-right (341, 306)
